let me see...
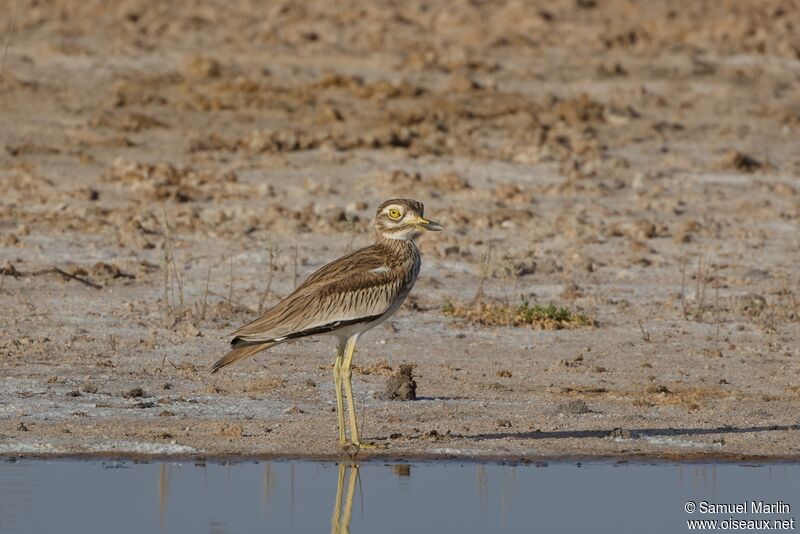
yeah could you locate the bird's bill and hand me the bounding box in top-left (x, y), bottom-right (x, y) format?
top-left (415, 216), bottom-right (444, 231)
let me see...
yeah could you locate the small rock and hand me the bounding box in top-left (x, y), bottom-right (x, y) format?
top-left (513, 261), bottom-right (536, 276)
top-left (610, 427), bottom-right (632, 439)
top-left (122, 387), bottom-right (146, 399)
top-left (557, 399), bottom-right (592, 415)
top-left (17, 422), bottom-right (28, 432)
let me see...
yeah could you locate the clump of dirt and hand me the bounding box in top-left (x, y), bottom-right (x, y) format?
top-left (718, 150), bottom-right (764, 172)
top-left (375, 364), bottom-right (417, 401)
top-left (553, 94), bottom-right (606, 125)
top-left (104, 158), bottom-right (237, 202)
top-left (81, 383), bottom-right (99, 394)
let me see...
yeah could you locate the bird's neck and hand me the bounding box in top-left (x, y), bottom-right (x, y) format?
top-left (374, 232), bottom-right (418, 260)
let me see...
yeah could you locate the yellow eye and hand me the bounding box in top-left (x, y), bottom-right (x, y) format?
top-left (388, 208), bottom-right (402, 219)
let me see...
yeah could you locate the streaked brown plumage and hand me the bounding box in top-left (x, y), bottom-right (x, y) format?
top-left (210, 198), bottom-right (443, 448)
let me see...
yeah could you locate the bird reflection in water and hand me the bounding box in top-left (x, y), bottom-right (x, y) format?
top-left (331, 462), bottom-right (413, 533)
top-left (156, 460), bottom-right (420, 533)
top-left (331, 463), bottom-right (359, 534)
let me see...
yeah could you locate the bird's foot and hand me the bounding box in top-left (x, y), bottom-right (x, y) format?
top-left (341, 440), bottom-right (388, 454)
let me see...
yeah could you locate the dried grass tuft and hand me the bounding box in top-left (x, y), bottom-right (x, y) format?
top-left (443, 297), bottom-right (593, 330)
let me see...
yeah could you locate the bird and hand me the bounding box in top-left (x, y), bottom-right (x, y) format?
top-left (210, 199), bottom-right (443, 449)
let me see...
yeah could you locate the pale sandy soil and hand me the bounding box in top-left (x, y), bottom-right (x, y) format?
top-left (1, 0), bottom-right (799, 461)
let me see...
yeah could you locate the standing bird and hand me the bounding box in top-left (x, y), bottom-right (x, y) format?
top-left (210, 199), bottom-right (443, 449)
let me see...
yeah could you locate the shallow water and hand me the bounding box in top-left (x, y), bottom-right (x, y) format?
top-left (0, 458), bottom-right (798, 534)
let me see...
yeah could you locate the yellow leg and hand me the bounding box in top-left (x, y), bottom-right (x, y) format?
top-left (341, 465), bottom-right (358, 534)
top-left (341, 335), bottom-right (361, 446)
top-left (331, 463), bottom-right (359, 534)
top-left (331, 463), bottom-right (345, 534)
top-left (333, 339), bottom-right (347, 445)
top-left (341, 334), bottom-right (386, 449)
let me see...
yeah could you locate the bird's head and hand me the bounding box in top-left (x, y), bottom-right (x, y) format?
top-left (374, 198), bottom-right (444, 240)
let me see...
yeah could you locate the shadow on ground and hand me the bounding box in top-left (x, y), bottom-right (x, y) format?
top-left (467, 425), bottom-right (800, 441)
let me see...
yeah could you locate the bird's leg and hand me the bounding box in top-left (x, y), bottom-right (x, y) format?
top-left (341, 335), bottom-right (361, 446)
top-left (341, 464), bottom-right (358, 533)
top-left (331, 463), bottom-right (346, 534)
top-left (334, 339), bottom-right (347, 445)
top-left (341, 334), bottom-right (386, 450)
top-left (331, 463), bottom-right (359, 534)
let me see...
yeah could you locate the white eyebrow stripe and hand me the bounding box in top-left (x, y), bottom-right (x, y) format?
top-left (369, 266), bottom-right (390, 273)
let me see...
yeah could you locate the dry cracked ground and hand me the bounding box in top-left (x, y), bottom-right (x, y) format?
top-left (1, 0), bottom-right (799, 461)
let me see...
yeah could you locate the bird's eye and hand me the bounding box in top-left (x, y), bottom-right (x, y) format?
top-left (388, 208), bottom-right (402, 219)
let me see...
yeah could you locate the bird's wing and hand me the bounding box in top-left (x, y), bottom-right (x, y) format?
top-left (293, 246), bottom-right (384, 290)
top-left (231, 246), bottom-right (405, 343)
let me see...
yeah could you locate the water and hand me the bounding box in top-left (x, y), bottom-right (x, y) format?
top-left (0, 458), bottom-right (798, 534)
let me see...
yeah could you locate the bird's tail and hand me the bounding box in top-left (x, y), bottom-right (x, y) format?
top-left (209, 341), bottom-right (276, 374)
